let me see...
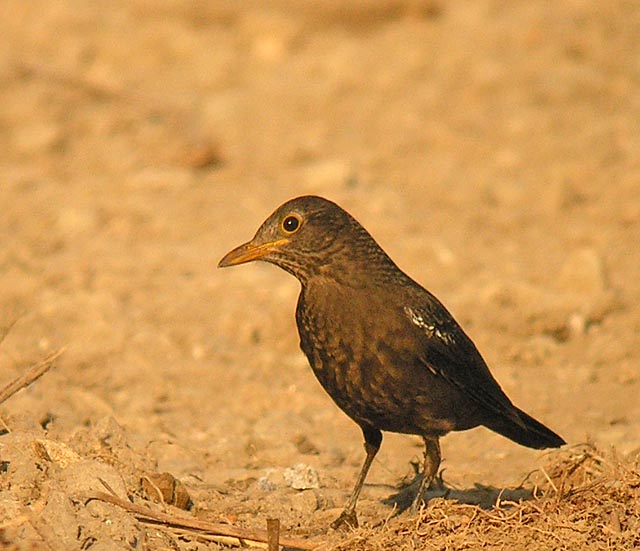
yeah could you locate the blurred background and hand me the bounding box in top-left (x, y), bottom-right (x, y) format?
top-left (0, 0), bottom-right (639, 544)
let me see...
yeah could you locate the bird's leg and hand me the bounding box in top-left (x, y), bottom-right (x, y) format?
top-left (411, 436), bottom-right (441, 513)
top-left (330, 426), bottom-right (382, 530)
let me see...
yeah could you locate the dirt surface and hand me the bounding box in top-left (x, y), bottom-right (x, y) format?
top-left (1, 1), bottom-right (639, 549)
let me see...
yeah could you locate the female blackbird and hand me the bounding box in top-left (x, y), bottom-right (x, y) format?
top-left (219, 195), bottom-right (565, 529)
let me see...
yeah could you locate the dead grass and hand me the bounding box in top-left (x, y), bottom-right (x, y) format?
top-left (323, 445), bottom-right (640, 551)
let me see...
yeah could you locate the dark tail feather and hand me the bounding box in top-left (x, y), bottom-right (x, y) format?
top-left (485, 407), bottom-right (565, 450)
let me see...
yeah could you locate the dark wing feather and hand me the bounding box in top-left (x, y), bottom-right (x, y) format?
top-left (403, 303), bottom-right (526, 428)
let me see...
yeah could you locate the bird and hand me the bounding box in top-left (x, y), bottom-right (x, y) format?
top-left (218, 195), bottom-right (565, 529)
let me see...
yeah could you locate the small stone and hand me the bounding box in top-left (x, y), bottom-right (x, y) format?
top-left (567, 312), bottom-right (587, 337)
top-left (141, 472), bottom-right (193, 510)
top-left (257, 468), bottom-right (284, 491)
top-left (34, 439), bottom-right (82, 469)
top-left (283, 463), bottom-right (320, 490)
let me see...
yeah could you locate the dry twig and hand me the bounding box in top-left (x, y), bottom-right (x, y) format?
top-left (87, 491), bottom-right (318, 550)
top-left (267, 518), bottom-right (280, 551)
top-left (0, 348), bottom-right (65, 406)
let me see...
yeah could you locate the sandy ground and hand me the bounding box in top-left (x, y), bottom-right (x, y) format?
top-left (1, 1), bottom-right (639, 549)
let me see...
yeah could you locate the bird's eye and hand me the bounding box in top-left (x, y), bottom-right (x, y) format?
top-left (282, 215), bottom-right (301, 234)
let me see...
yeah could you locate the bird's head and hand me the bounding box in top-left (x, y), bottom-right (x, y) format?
top-left (218, 195), bottom-right (390, 284)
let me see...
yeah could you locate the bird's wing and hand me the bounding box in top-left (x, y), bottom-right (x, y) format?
top-left (403, 304), bottom-right (525, 427)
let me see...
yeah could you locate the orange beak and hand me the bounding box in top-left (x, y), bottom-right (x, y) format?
top-left (218, 237), bottom-right (289, 268)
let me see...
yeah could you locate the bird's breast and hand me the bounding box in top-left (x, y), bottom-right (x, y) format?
top-left (295, 282), bottom-right (441, 433)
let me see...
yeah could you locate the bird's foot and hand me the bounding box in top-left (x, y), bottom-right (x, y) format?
top-left (409, 471), bottom-right (443, 514)
top-left (330, 509), bottom-right (358, 530)
top-left (410, 494), bottom-right (425, 515)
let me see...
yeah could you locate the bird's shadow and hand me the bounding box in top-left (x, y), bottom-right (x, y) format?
top-left (381, 462), bottom-right (535, 513)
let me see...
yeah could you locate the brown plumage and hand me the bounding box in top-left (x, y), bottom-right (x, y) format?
top-left (218, 195), bottom-right (565, 528)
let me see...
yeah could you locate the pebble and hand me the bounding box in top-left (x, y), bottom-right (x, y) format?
top-left (257, 468), bottom-right (283, 491)
top-left (283, 463), bottom-right (320, 490)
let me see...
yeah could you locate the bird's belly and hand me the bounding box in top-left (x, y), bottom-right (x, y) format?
top-left (305, 345), bottom-right (465, 436)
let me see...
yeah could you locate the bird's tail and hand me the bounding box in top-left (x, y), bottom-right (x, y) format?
top-left (485, 407), bottom-right (565, 450)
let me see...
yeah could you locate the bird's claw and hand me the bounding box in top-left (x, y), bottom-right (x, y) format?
top-left (330, 509), bottom-right (359, 530)
top-left (410, 494), bottom-right (424, 515)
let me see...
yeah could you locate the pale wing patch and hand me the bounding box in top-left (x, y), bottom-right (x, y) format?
top-left (403, 306), bottom-right (453, 344)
